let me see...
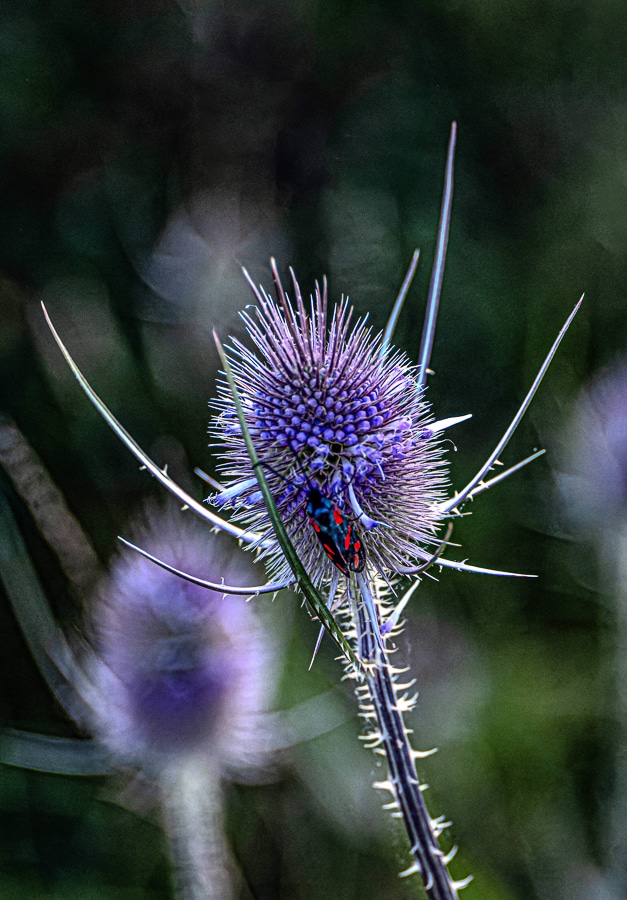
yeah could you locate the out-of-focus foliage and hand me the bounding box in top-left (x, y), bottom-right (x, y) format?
top-left (1, 0), bottom-right (625, 897)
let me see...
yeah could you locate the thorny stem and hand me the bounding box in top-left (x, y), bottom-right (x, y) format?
top-left (354, 586), bottom-right (460, 900)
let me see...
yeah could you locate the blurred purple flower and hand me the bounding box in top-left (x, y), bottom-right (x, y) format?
top-left (559, 365), bottom-right (627, 900)
top-left (85, 505), bottom-right (277, 778)
top-left (211, 269), bottom-right (449, 584)
top-left (559, 357), bottom-right (627, 532)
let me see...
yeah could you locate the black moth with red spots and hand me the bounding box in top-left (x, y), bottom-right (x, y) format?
top-left (306, 486), bottom-right (366, 575)
top-left (253, 448), bottom-right (367, 576)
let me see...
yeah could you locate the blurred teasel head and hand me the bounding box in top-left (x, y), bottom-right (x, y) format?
top-left (211, 264), bottom-right (451, 585)
top-left (559, 357), bottom-right (627, 536)
top-left (84, 505), bottom-right (277, 779)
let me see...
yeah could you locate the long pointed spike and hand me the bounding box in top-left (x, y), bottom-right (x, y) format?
top-left (397, 552), bottom-right (537, 578)
top-left (193, 467), bottom-right (224, 492)
top-left (417, 121), bottom-right (457, 391)
top-left (117, 537), bottom-right (294, 595)
top-left (309, 625), bottom-right (326, 670)
top-left (355, 572), bottom-right (385, 652)
top-left (462, 448), bottom-right (546, 503)
top-left (381, 249), bottom-right (420, 355)
top-left (41, 303), bottom-right (267, 545)
top-left (309, 573), bottom-right (341, 669)
top-left (441, 297), bottom-right (583, 515)
top-left (426, 413), bottom-right (472, 436)
top-left (241, 266), bottom-right (266, 306)
top-left (270, 257), bottom-right (290, 309)
top-left (382, 578), bottom-right (421, 635)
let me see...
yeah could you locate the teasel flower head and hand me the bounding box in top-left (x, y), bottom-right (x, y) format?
top-left (86, 505), bottom-right (276, 779)
top-left (211, 266), bottom-right (450, 584)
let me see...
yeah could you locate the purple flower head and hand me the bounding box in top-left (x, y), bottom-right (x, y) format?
top-left (561, 357), bottom-right (627, 532)
top-left (87, 505), bottom-right (276, 776)
top-left (211, 268), bottom-right (449, 583)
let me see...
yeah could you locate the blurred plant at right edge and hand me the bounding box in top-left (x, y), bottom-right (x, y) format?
top-left (558, 358), bottom-right (627, 900)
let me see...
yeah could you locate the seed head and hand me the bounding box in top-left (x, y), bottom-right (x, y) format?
top-left (211, 269), bottom-right (449, 583)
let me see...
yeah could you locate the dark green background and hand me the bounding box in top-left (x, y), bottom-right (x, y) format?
top-left (1, 1), bottom-right (624, 897)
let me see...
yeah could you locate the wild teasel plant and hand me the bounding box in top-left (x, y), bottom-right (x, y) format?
top-left (558, 359), bottom-right (627, 899)
top-left (85, 507), bottom-right (278, 780)
top-left (0, 480), bottom-right (279, 900)
top-left (85, 508), bottom-right (279, 900)
top-left (42, 123), bottom-right (582, 899)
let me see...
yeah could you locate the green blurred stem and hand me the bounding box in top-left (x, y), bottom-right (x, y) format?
top-left (160, 762), bottom-right (235, 900)
top-left (605, 524), bottom-right (627, 896)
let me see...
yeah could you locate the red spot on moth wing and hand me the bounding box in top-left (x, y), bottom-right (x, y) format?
top-left (333, 508), bottom-right (343, 525)
top-left (344, 526), bottom-right (352, 551)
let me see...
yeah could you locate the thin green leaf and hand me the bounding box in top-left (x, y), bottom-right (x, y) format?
top-left (0, 491), bottom-right (70, 693)
top-left (214, 332), bottom-right (361, 672)
top-left (0, 729), bottom-right (112, 776)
